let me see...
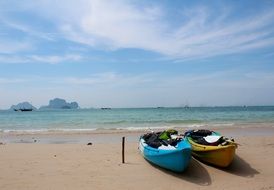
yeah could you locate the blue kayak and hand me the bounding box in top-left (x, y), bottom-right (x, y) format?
top-left (139, 133), bottom-right (191, 172)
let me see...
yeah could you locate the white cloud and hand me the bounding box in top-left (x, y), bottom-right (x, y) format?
top-left (0, 54), bottom-right (82, 64)
top-left (51, 72), bottom-right (156, 90)
top-left (29, 54), bottom-right (82, 64)
top-left (1, 0), bottom-right (274, 60)
top-left (0, 78), bottom-right (27, 84)
top-left (20, 0), bottom-right (274, 60)
top-left (35, 71), bottom-right (274, 91)
top-left (0, 40), bottom-right (32, 54)
top-left (0, 18), bottom-right (57, 41)
top-left (54, 0), bottom-right (169, 53)
top-left (0, 55), bottom-right (29, 63)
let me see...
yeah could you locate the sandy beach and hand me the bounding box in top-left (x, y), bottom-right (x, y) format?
top-left (1, 126), bottom-right (274, 190)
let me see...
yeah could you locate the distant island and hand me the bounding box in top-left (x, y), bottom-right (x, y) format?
top-left (9, 98), bottom-right (79, 111)
top-left (39, 98), bottom-right (79, 110)
top-left (10, 102), bottom-right (37, 111)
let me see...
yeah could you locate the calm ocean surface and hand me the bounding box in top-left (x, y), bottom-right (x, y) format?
top-left (1, 106), bottom-right (274, 133)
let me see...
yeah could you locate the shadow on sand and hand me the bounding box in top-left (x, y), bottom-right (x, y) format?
top-left (195, 154), bottom-right (260, 178)
top-left (149, 158), bottom-right (211, 186)
top-left (223, 155), bottom-right (260, 177)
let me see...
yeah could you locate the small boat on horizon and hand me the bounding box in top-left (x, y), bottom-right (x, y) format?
top-left (14, 108), bottom-right (33, 112)
top-left (101, 108), bottom-right (111, 110)
top-left (139, 129), bottom-right (191, 172)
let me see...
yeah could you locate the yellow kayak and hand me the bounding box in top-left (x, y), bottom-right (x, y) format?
top-left (185, 130), bottom-right (237, 167)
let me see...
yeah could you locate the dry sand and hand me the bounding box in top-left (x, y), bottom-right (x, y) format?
top-left (1, 128), bottom-right (274, 190)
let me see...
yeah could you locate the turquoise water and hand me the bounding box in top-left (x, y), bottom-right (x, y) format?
top-left (0, 106), bottom-right (274, 132)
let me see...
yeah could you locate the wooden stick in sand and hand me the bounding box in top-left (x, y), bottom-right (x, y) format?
top-left (122, 137), bottom-right (125, 163)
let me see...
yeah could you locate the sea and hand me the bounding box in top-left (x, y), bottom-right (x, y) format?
top-left (1, 106), bottom-right (274, 133)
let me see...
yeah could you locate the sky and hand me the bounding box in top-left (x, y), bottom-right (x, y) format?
top-left (0, 0), bottom-right (274, 109)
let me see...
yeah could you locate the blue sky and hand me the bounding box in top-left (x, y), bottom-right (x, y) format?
top-left (0, 0), bottom-right (274, 108)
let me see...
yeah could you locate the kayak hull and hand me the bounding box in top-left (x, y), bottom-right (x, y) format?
top-left (139, 138), bottom-right (191, 172)
top-left (187, 137), bottom-right (237, 167)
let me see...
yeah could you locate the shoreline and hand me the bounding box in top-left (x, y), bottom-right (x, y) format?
top-left (1, 124), bottom-right (274, 144)
top-left (1, 121), bottom-right (274, 134)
